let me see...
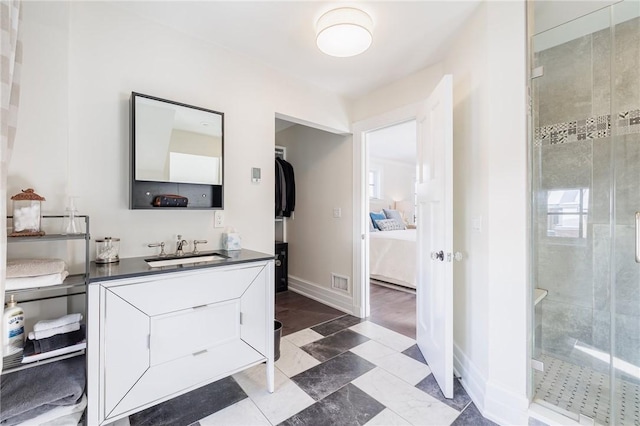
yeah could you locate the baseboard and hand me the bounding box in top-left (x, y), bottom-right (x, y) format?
top-left (453, 343), bottom-right (487, 411)
top-left (453, 343), bottom-right (529, 425)
top-left (288, 275), bottom-right (357, 316)
top-left (484, 379), bottom-right (530, 425)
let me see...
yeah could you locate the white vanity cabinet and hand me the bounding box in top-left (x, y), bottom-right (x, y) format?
top-left (86, 259), bottom-right (274, 425)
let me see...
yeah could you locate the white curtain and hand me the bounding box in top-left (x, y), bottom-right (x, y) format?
top-left (1, 0), bottom-right (23, 364)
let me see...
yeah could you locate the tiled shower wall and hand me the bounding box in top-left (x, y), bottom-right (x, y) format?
top-left (533, 17), bottom-right (640, 373)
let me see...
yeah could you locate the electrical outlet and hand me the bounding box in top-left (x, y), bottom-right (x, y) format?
top-left (214, 210), bottom-right (224, 228)
top-left (333, 208), bottom-right (341, 218)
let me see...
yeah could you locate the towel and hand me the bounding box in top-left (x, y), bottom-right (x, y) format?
top-left (17, 394), bottom-right (86, 426)
top-left (6, 271), bottom-right (69, 291)
top-left (24, 326), bottom-right (85, 356)
top-left (0, 355), bottom-right (85, 426)
top-left (33, 314), bottom-right (83, 332)
top-left (6, 258), bottom-right (67, 278)
top-left (28, 322), bottom-right (80, 341)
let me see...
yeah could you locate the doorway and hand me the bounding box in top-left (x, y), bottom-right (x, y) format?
top-left (366, 120), bottom-right (418, 339)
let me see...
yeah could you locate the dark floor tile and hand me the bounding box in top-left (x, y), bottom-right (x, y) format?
top-left (128, 376), bottom-right (246, 426)
top-left (279, 383), bottom-right (385, 426)
top-left (450, 402), bottom-right (498, 426)
top-left (291, 351), bottom-right (376, 401)
top-left (415, 374), bottom-right (471, 412)
top-left (301, 329), bottom-right (369, 362)
top-left (402, 344), bottom-right (428, 365)
top-left (311, 315), bottom-right (364, 336)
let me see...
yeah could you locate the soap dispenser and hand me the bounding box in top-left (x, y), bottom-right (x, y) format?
top-left (61, 196), bottom-right (81, 235)
top-left (3, 295), bottom-right (25, 355)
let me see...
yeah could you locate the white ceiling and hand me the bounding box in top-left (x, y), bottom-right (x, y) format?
top-left (113, 1), bottom-right (481, 99)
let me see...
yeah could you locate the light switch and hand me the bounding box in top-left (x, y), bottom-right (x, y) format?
top-left (251, 167), bottom-right (261, 183)
top-left (472, 216), bottom-right (482, 232)
top-left (333, 208), bottom-right (341, 218)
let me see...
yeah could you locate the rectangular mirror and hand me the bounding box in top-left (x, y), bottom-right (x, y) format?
top-left (130, 92), bottom-right (224, 209)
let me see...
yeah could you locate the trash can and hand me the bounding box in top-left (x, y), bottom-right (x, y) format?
top-left (274, 320), bottom-right (283, 361)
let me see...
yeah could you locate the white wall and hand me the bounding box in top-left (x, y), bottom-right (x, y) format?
top-left (10, 1), bottom-right (350, 264)
top-left (352, 2), bottom-right (529, 424)
top-left (276, 125), bottom-right (354, 313)
top-left (369, 158), bottom-right (415, 223)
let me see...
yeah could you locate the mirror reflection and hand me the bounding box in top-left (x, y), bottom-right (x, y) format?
top-left (134, 94), bottom-right (223, 185)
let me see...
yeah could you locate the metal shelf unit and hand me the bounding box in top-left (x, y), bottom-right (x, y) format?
top-left (3, 215), bottom-right (90, 374)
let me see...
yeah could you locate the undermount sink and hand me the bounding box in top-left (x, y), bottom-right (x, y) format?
top-left (145, 253), bottom-right (228, 268)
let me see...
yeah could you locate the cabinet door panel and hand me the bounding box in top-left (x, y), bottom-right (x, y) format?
top-left (104, 290), bottom-right (150, 418)
top-left (150, 300), bottom-right (240, 366)
top-left (109, 266), bottom-right (264, 315)
top-left (240, 267), bottom-right (267, 355)
top-left (108, 339), bottom-right (262, 419)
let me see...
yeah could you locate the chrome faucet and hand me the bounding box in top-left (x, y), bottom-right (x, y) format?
top-left (175, 235), bottom-right (188, 256)
top-left (147, 242), bottom-right (167, 257)
top-left (192, 239), bottom-right (208, 254)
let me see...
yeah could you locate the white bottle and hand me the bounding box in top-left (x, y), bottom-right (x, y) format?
top-left (3, 295), bottom-right (25, 355)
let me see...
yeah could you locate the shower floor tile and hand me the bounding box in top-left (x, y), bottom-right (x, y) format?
top-left (534, 353), bottom-right (640, 425)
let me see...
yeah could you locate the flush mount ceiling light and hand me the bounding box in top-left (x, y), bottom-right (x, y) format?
top-left (316, 7), bottom-right (373, 58)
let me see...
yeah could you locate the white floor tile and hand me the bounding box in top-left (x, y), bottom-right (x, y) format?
top-left (374, 351), bottom-right (431, 386)
top-left (283, 328), bottom-right (324, 347)
top-left (353, 368), bottom-right (460, 426)
top-left (353, 341), bottom-right (431, 385)
top-left (198, 398), bottom-right (271, 426)
top-left (364, 408), bottom-right (412, 425)
top-left (351, 340), bottom-right (398, 362)
top-left (350, 321), bottom-right (415, 352)
top-left (233, 363), bottom-right (315, 425)
top-left (275, 338), bottom-right (321, 377)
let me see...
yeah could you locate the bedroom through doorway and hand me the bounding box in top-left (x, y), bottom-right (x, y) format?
top-left (366, 120), bottom-right (417, 339)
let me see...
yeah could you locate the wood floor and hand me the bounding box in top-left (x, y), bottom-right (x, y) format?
top-left (275, 290), bottom-right (345, 336)
top-left (369, 282), bottom-right (416, 339)
top-left (275, 282), bottom-right (415, 339)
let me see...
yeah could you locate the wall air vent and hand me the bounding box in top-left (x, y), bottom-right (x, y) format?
top-left (331, 273), bottom-right (350, 293)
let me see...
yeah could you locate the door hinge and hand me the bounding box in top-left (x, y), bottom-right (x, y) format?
top-left (239, 312), bottom-right (243, 325)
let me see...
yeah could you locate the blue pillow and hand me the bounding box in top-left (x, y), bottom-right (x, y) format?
top-left (369, 211), bottom-right (386, 230)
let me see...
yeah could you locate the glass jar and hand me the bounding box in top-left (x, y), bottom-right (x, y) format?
top-left (95, 237), bottom-right (120, 264)
top-left (10, 188), bottom-right (45, 236)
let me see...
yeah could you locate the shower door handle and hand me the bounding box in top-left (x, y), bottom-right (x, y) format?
top-left (636, 212), bottom-right (640, 263)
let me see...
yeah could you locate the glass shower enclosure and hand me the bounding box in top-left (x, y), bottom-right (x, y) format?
top-left (531, 1), bottom-right (640, 424)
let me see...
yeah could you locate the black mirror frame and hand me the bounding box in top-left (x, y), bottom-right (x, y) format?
top-left (129, 92), bottom-right (224, 210)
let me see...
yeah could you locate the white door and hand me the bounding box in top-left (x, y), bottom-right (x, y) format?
top-left (416, 74), bottom-right (454, 398)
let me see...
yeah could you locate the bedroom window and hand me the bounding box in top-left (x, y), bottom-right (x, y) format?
top-left (546, 188), bottom-right (589, 238)
top-left (369, 169), bottom-right (381, 199)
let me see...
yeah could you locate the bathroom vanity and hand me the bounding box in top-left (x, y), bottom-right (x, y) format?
top-left (86, 250), bottom-right (274, 426)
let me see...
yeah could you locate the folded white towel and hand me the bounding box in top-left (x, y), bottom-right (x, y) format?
top-left (7, 258), bottom-right (67, 278)
top-left (33, 313), bottom-right (83, 332)
top-left (5, 271), bottom-right (69, 291)
top-left (29, 322), bottom-right (80, 340)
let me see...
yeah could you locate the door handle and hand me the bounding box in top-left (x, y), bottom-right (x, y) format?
top-left (636, 212), bottom-right (640, 263)
top-left (431, 250), bottom-right (444, 261)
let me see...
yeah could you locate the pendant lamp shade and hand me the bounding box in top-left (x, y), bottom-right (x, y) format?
top-left (316, 8), bottom-right (373, 57)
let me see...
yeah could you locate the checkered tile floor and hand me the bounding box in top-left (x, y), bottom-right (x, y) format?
top-left (110, 315), bottom-right (496, 426)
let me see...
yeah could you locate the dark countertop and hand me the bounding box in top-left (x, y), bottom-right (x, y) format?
top-left (89, 249), bottom-right (274, 283)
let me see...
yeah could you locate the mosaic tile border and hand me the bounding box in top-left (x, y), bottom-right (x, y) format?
top-left (534, 110), bottom-right (640, 147)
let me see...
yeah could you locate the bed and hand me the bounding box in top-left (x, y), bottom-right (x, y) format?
top-left (369, 228), bottom-right (417, 289)
top-left (368, 199), bottom-right (417, 289)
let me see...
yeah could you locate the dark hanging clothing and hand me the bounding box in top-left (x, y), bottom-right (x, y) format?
top-left (275, 157), bottom-right (296, 217)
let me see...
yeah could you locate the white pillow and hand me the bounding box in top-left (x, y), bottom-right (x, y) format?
top-left (375, 219), bottom-right (405, 231)
top-left (383, 208), bottom-right (407, 230)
